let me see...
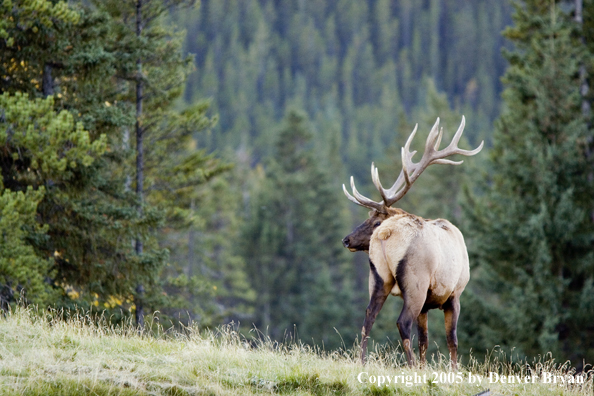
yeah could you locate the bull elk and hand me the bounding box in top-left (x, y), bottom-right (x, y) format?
top-left (342, 116), bottom-right (483, 369)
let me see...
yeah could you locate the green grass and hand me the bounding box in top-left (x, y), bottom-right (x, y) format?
top-left (0, 307), bottom-right (591, 395)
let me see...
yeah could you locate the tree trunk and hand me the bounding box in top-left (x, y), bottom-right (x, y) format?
top-left (575, 0), bottom-right (590, 116)
top-left (575, 0), bottom-right (594, 223)
top-left (42, 63), bottom-right (54, 97)
top-left (187, 199), bottom-right (195, 277)
top-left (134, 0), bottom-right (145, 329)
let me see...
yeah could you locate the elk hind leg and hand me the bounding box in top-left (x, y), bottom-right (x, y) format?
top-left (417, 311), bottom-right (428, 366)
top-left (397, 298), bottom-right (424, 367)
top-left (361, 260), bottom-right (393, 365)
top-left (443, 295), bottom-right (461, 370)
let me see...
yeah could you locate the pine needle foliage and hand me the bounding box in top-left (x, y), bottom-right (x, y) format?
top-left (0, 0), bottom-right (233, 324)
top-left (241, 110), bottom-right (356, 349)
top-left (465, 0), bottom-right (594, 367)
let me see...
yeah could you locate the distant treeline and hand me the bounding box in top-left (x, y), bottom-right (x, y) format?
top-left (1, 0), bottom-right (593, 370)
top-left (177, 0), bottom-right (512, 172)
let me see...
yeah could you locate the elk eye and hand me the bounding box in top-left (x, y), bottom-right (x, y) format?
top-left (374, 221), bottom-right (381, 227)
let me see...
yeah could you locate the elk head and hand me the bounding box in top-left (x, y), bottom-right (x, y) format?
top-left (342, 116), bottom-right (483, 251)
top-left (342, 208), bottom-right (401, 252)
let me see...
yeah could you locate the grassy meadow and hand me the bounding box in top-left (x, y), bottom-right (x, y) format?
top-left (0, 307), bottom-right (591, 396)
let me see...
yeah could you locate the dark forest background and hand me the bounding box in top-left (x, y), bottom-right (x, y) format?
top-left (1, 0), bottom-right (593, 369)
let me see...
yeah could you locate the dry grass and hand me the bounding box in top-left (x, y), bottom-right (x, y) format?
top-left (0, 306), bottom-right (591, 395)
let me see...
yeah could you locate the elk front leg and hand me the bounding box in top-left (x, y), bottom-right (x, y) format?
top-left (361, 260), bottom-right (393, 365)
top-left (443, 295), bottom-right (461, 370)
top-left (417, 311), bottom-right (428, 366)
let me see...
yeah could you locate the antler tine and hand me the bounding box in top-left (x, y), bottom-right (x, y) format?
top-left (438, 116), bottom-right (478, 155)
top-left (381, 146), bottom-right (414, 206)
top-left (371, 163), bottom-right (388, 202)
top-left (342, 183), bottom-right (361, 205)
top-left (401, 146), bottom-right (412, 188)
top-left (463, 140), bottom-right (484, 156)
top-left (375, 124), bottom-right (418, 198)
top-left (447, 114), bottom-right (466, 149)
top-left (344, 176), bottom-right (387, 213)
top-left (438, 116), bottom-right (485, 158)
top-left (404, 123), bottom-right (418, 153)
top-left (424, 117), bottom-right (441, 154)
top-left (432, 158), bottom-right (464, 166)
top-left (434, 127), bottom-right (443, 150)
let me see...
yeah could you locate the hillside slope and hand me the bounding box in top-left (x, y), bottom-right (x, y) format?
top-left (0, 308), bottom-right (591, 395)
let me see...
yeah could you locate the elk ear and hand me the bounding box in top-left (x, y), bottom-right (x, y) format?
top-left (377, 227), bottom-right (392, 240)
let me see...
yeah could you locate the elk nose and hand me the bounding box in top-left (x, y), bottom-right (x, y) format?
top-left (342, 237), bottom-right (350, 248)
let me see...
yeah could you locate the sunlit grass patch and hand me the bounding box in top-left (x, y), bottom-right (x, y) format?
top-left (0, 306), bottom-right (591, 395)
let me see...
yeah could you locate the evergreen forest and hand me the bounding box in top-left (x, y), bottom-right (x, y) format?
top-left (1, 0), bottom-right (594, 371)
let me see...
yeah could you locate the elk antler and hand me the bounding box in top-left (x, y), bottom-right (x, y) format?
top-left (343, 116), bottom-right (484, 213)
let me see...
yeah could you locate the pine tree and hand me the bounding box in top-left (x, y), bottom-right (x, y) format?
top-left (0, 92), bottom-right (106, 307)
top-left (0, 186), bottom-right (49, 309)
top-left (242, 110), bottom-right (356, 348)
top-left (465, 1), bottom-right (594, 365)
top-left (160, 168), bottom-right (256, 328)
top-left (0, 1), bottom-right (153, 312)
top-left (1, 1), bottom-right (230, 325)
top-left (92, 0), bottom-right (231, 326)
top-left (0, 0), bottom-right (80, 97)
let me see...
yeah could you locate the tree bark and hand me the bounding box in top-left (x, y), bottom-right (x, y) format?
top-left (575, 0), bottom-right (594, 224)
top-left (575, 0), bottom-right (590, 116)
top-left (187, 199), bottom-right (195, 277)
top-left (42, 63), bottom-right (54, 97)
top-left (134, 0), bottom-right (145, 329)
